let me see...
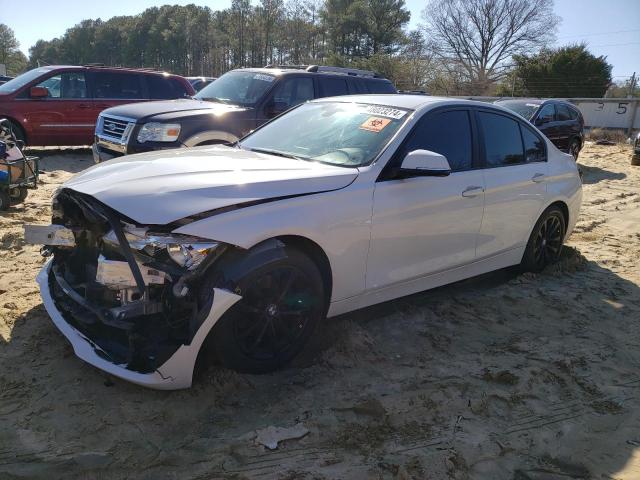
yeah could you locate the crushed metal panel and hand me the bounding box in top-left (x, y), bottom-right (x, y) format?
top-left (95, 255), bottom-right (165, 288)
top-left (24, 224), bottom-right (76, 247)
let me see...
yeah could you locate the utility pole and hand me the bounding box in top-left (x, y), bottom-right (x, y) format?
top-left (628, 72), bottom-right (637, 98)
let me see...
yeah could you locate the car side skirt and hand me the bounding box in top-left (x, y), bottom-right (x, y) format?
top-left (327, 246), bottom-right (524, 317)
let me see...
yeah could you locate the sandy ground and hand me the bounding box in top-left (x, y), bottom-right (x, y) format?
top-left (0, 144), bottom-right (639, 480)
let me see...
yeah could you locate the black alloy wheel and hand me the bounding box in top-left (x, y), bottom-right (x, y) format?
top-left (521, 206), bottom-right (566, 272)
top-left (210, 247), bottom-right (325, 373)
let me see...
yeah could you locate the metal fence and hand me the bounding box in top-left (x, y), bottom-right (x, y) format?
top-left (455, 96), bottom-right (640, 135)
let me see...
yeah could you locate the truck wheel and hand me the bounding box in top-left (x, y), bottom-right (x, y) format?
top-left (520, 206), bottom-right (566, 272)
top-left (0, 191), bottom-right (11, 211)
top-left (208, 247), bottom-right (325, 374)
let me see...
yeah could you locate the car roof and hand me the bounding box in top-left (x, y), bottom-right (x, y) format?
top-left (235, 67), bottom-right (392, 81)
top-left (34, 65), bottom-right (178, 76)
top-left (310, 94), bottom-right (495, 112)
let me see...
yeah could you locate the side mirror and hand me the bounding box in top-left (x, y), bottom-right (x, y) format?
top-left (30, 86), bottom-right (49, 98)
top-left (266, 100), bottom-right (288, 118)
top-left (397, 149), bottom-right (451, 177)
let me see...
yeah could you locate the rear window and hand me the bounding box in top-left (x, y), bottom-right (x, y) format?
top-left (146, 75), bottom-right (188, 99)
top-left (366, 80), bottom-right (396, 94)
top-left (319, 77), bottom-right (349, 97)
top-left (93, 72), bottom-right (144, 99)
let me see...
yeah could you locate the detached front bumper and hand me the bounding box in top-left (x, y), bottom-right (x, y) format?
top-left (37, 259), bottom-right (241, 390)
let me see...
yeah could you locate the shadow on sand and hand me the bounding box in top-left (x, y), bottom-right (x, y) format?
top-left (2, 247), bottom-right (640, 479)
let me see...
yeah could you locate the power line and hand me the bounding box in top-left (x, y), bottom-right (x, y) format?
top-left (556, 28), bottom-right (640, 39)
top-left (589, 41), bottom-right (640, 48)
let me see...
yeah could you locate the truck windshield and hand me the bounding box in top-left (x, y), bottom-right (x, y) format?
top-left (0, 68), bottom-right (52, 94)
top-left (194, 71), bottom-right (275, 106)
top-left (240, 101), bottom-right (411, 167)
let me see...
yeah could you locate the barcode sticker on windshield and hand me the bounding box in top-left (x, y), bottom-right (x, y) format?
top-left (360, 117), bottom-right (391, 133)
top-left (363, 106), bottom-right (406, 119)
top-left (254, 74), bottom-right (275, 82)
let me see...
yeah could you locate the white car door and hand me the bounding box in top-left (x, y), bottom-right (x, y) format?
top-left (474, 110), bottom-right (549, 258)
top-left (367, 109), bottom-right (485, 290)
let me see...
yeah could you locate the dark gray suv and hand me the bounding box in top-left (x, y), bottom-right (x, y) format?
top-left (93, 65), bottom-right (397, 162)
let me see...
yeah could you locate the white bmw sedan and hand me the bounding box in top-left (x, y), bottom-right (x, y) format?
top-left (26, 95), bottom-right (582, 389)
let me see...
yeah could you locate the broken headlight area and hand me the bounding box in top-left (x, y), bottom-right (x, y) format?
top-left (43, 189), bottom-right (229, 374)
top-left (102, 227), bottom-right (219, 271)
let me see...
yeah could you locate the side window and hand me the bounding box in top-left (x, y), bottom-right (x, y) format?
top-left (521, 125), bottom-right (546, 163)
top-left (556, 104), bottom-right (572, 121)
top-left (93, 72), bottom-right (144, 99)
top-left (35, 72), bottom-right (87, 98)
top-left (146, 75), bottom-right (183, 99)
top-left (478, 111), bottom-right (525, 167)
top-left (568, 107), bottom-right (579, 120)
top-left (366, 80), bottom-right (396, 94)
top-left (271, 77), bottom-right (314, 109)
top-left (403, 110), bottom-right (473, 171)
top-left (537, 103), bottom-right (555, 123)
top-left (319, 77), bottom-right (348, 97)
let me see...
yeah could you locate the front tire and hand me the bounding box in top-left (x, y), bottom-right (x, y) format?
top-left (520, 206), bottom-right (566, 272)
top-left (210, 247), bottom-right (325, 374)
top-left (569, 138), bottom-right (581, 160)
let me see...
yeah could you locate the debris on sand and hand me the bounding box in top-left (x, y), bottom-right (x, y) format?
top-left (481, 369), bottom-right (520, 385)
top-left (254, 423), bottom-right (309, 450)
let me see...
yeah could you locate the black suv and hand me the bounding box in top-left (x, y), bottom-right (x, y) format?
top-left (494, 99), bottom-right (585, 159)
top-left (93, 65), bottom-right (397, 162)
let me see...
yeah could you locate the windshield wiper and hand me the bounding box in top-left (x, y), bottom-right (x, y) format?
top-left (247, 148), bottom-right (309, 161)
top-left (197, 96), bottom-right (228, 104)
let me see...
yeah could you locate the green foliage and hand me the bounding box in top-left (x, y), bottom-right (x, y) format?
top-left (511, 44), bottom-right (613, 98)
top-left (25, 1), bottom-right (409, 77)
top-left (0, 24), bottom-right (27, 75)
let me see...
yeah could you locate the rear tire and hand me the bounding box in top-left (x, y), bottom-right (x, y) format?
top-left (520, 206), bottom-right (566, 272)
top-left (569, 138), bottom-right (581, 160)
top-left (208, 247), bottom-right (325, 374)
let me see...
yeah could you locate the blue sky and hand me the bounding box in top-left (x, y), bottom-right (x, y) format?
top-left (2, 0), bottom-right (638, 80)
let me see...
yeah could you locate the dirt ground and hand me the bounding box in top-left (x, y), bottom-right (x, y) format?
top-left (1, 144), bottom-right (639, 480)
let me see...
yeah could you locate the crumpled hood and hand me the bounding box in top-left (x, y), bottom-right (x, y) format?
top-left (101, 98), bottom-right (247, 122)
top-left (63, 146), bottom-right (358, 225)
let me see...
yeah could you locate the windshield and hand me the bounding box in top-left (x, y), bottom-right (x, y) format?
top-left (194, 71), bottom-right (275, 106)
top-left (239, 101), bottom-right (410, 167)
top-left (497, 100), bottom-right (541, 120)
top-left (0, 68), bottom-right (53, 94)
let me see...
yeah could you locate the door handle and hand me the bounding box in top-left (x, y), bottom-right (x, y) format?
top-left (461, 186), bottom-right (484, 198)
top-left (77, 104), bottom-right (92, 109)
top-left (532, 173), bottom-right (546, 183)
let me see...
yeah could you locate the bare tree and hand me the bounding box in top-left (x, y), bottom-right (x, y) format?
top-left (423, 0), bottom-right (559, 94)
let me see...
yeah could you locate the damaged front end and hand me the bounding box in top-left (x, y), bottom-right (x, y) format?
top-left (27, 188), bottom-right (241, 388)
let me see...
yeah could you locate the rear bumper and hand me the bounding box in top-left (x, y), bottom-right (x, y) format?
top-left (37, 259), bottom-right (241, 390)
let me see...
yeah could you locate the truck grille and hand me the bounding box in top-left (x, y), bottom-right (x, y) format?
top-left (98, 115), bottom-right (133, 141)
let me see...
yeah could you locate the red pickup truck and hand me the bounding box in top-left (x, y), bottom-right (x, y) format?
top-left (0, 65), bottom-right (194, 146)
